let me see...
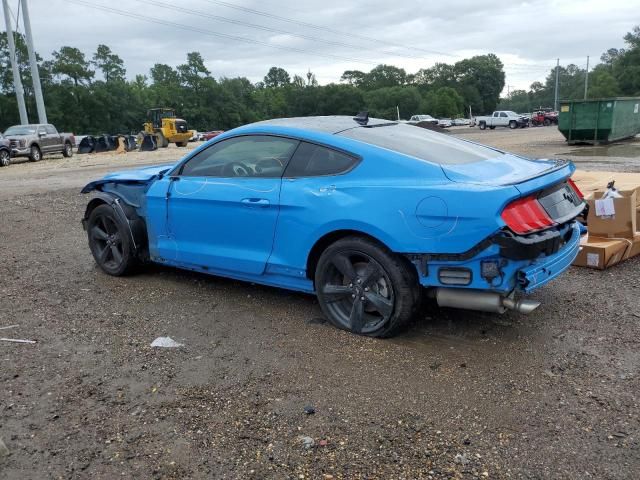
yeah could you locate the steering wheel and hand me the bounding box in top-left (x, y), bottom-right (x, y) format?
top-left (224, 161), bottom-right (251, 177)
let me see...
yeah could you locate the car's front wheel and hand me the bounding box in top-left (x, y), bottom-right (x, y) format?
top-left (87, 204), bottom-right (136, 276)
top-left (509, 120), bottom-right (517, 129)
top-left (29, 145), bottom-right (41, 162)
top-left (315, 236), bottom-right (419, 337)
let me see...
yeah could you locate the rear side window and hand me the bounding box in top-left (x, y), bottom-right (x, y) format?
top-left (284, 142), bottom-right (358, 177)
top-left (339, 123), bottom-right (500, 165)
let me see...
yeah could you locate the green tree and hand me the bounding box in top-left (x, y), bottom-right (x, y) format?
top-left (50, 46), bottom-right (94, 86)
top-left (92, 44), bottom-right (126, 82)
top-left (263, 67), bottom-right (290, 88)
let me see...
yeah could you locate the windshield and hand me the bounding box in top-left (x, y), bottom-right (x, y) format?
top-left (505, 111), bottom-right (518, 116)
top-left (339, 123), bottom-right (502, 165)
top-left (5, 125), bottom-right (37, 135)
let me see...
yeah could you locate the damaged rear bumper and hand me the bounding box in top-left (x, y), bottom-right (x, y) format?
top-left (516, 222), bottom-right (581, 293)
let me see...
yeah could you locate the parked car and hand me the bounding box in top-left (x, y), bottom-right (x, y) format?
top-left (531, 110), bottom-right (558, 126)
top-left (81, 115), bottom-right (585, 338)
top-left (203, 130), bottom-right (225, 141)
top-left (0, 133), bottom-right (11, 167)
top-left (452, 118), bottom-right (470, 126)
top-left (407, 115), bottom-right (439, 126)
top-left (438, 118), bottom-right (453, 128)
top-left (4, 124), bottom-right (75, 161)
top-left (474, 111), bottom-right (530, 130)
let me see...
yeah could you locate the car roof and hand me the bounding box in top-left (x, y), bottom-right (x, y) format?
top-left (251, 115), bottom-right (395, 134)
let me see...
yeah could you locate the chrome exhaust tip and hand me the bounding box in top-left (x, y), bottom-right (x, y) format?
top-left (433, 288), bottom-right (540, 315)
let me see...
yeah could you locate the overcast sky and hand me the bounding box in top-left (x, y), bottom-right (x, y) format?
top-left (4, 0), bottom-right (638, 93)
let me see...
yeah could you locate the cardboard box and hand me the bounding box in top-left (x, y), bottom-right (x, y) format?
top-left (586, 189), bottom-right (637, 239)
top-left (573, 235), bottom-right (633, 269)
top-left (573, 234), bottom-right (640, 270)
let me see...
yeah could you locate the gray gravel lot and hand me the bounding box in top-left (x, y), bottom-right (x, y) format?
top-left (1, 128), bottom-right (639, 479)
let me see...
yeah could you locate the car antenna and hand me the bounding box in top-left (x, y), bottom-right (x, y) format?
top-left (353, 111), bottom-right (369, 125)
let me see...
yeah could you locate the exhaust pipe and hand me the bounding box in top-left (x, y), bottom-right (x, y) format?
top-left (433, 288), bottom-right (540, 315)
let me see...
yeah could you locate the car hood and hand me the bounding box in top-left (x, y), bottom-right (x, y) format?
top-left (440, 155), bottom-right (572, 192)
top-left (81, 163), bottom-right (175, 193)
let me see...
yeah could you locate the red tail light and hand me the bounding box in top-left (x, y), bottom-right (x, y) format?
top-left (501, 196), bottom-right (555, 234)
top-left (567, 178), bottom-right (584, 199)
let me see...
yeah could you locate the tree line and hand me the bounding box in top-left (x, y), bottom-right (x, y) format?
top-left (499, 26), bottom-right (640, 112)
top-left (0, 25), bottom-right (637, 134)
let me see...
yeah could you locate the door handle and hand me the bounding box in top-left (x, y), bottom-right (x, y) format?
top-left (241, 198), bottom-right (270, 207)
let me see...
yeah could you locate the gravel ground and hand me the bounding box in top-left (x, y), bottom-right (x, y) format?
top-left (1, 129), bottom-right (639, 479)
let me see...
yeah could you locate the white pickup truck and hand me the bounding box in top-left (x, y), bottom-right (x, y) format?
top-left (474, 111), bottom-right (529, 130)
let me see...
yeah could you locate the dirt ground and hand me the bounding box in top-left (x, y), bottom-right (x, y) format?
top-left (1, 128), bottom-right (639, 479)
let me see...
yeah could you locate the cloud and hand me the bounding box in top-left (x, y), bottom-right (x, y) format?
top-left (16, 0), bottom-right (637, 90)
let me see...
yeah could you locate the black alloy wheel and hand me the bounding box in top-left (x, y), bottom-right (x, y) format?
top-left (87, 204), bottom-right (136, 276)
top-left (315, 237), bottom-right (419, 337)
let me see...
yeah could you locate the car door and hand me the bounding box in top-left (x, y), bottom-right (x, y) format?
top-left (35, 126), bottom-right (50, 152)
top-left (159, 135), bottom-right (300, 275)
top-left (499, 111), bottom-right (509, 126)
top-left (45, 125), bottom-right (61, 151)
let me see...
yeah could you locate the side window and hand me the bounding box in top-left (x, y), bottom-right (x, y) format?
top-left (45, 125), bottom-right (57, 134)
top-left (37, 126), bottom-right (46, 135)
top-left (180, 135), bottom-right (299, 178)
top-left (493, 112), bottom-right (499, 117)
top-left (500, 112), bottom-right (507, 118)
top-left (284, 142), bottom-right (358, 177)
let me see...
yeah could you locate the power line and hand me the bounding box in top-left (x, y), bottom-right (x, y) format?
top-left (198, 0), bottom-right (457, 58)
top-left (133, 0), bottom-right (430, 62)
top-left (64, 0), bottom-right (379, 65)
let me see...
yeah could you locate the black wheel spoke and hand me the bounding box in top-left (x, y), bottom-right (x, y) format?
top-left (349, 297), bottom-right (365, 333)
top-left (97, 245), bottom-right (110, 264)
top-left (360, 261), bottom-right (382, 287)
top-left (111, 245), bottom-right (123, 265)
top-left (100, 216), bottom-right (111, 234)
top-left (322, 284), bottom-right (353, 303)
top-left (331, 254), bottom-right (356, 281)
top-left (91, 226), bottom-right (108, 241)
top-left (365, 291), bottom-right (393, 318)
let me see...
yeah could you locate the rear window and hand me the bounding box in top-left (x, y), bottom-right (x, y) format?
top-left (284, 142), bottom-right (358, 177)
top-left (339, 123), bottom-right (501, 165)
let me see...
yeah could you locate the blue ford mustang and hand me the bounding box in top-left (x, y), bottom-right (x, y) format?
top-left (81, 115), bottom-right (585, 337)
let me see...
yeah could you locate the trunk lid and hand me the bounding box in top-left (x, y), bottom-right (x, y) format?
top-left (440, 154), bottom-right (571, 192)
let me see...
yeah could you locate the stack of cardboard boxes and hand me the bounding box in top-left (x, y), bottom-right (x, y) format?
top-left (573, 187), bottom-right (640, 269)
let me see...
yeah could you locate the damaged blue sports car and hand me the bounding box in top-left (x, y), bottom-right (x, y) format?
top-left (81, 115), bottom-right (585, 337)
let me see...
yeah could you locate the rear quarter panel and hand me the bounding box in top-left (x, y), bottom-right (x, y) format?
top-left (268, 143), bottom-right (520, 274)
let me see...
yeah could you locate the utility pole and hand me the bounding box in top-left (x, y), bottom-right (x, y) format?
top-left (553, 58), bottom-right (560, 111)
top-left (20, 0), bottom-right (46, 123)
top-left (2, 0), bottom-right (28, 124)
top-left (584, 55), bottom-right (590, 100)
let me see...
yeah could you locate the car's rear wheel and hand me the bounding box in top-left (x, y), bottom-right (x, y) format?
top-left (29, 145), bottom-right (41, 162)
top-left (315, 236), bottom-right (419, 338)
top-left (479, 121), bottom-right (486, 130)
top-left (0, 149), bottom-right (10, 167)
top-left (87, 204), bottom-right (136, 276)
top-left (543, 118), bottom-right (551, 126)
top-left (63, 142), bottom-right (73, 157)
top-left (489, 126), bottom-right (496, 129)
top-left (509, 120), bottom-right (517, 129)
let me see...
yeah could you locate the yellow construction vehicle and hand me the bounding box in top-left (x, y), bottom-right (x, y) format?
top-left (139, 107), bottom-right (194, 148)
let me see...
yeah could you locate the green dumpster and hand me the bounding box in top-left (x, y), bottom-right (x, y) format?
top-left (558, 97), bottom-right (640, 145)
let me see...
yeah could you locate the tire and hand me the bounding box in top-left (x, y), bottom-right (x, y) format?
top-left (29, 145), bottom-right (42, 162)
top-left (0, 149), bottom-right (10, 167)
top-left (509, 120), bottom-right (517, 129)
top-left (156, 131), bottom-right (169, 148)
top-left (479, 121), bottom-right (486, 130)
top-left (62, 142), bottom-right (73, 157)
top-left (543, 118), bottom-right (551, 126)
top-left (489, 126), bottom-right (496, 130)
top-left (175, 141), bottom-right (187, 147)
top-left (87, 204), bottom-right (137, 276)
top-left (314, 236), bottom-right (420, 338)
